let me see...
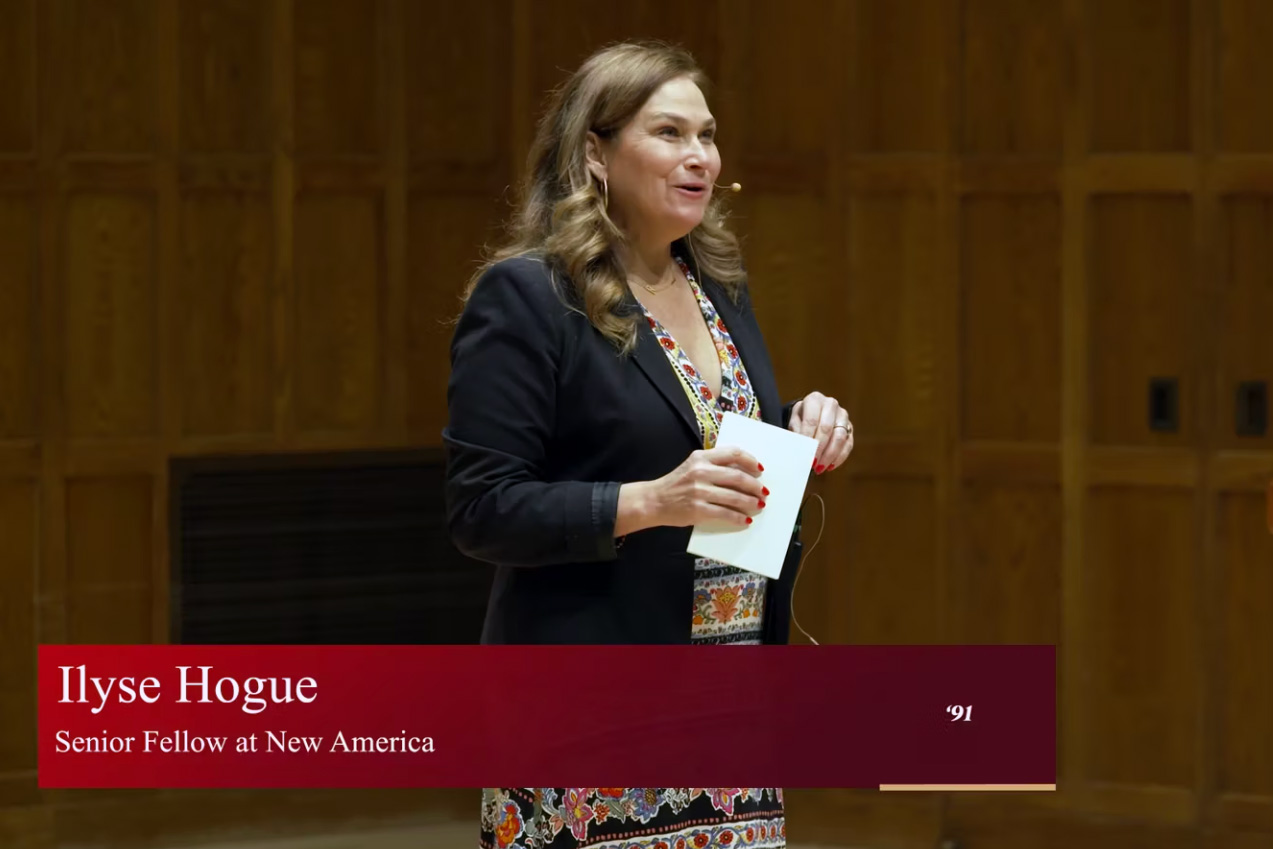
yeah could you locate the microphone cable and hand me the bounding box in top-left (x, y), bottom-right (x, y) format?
top-left (788, 492), bottom-right (827, 646)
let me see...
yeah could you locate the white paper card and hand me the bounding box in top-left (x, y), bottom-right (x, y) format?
top-left (686, 411), bottom-right (818, 579)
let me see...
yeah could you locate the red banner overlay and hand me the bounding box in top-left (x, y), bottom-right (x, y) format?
top-left (38, 645), bottom-right (1054, 788)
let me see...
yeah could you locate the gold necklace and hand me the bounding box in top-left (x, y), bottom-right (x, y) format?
top-left (634, 266), bottom-right (678, 295)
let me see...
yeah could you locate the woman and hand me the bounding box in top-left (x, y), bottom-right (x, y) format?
top-left (445, 41), bottom-right (853, 849)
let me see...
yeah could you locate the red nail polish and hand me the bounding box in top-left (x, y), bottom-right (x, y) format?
top-left (816, 464), bottom-right (824, 474)
top-left (757, 463), bottom-right (765, 472)
top-left (828, 464), bottom-right (835, 471)
top-left (746, 517), bottom-right (753, 524)
top-left (758, 500), bottom-right (766, 508)
top-left (762, 487), bottom-right (770, 496)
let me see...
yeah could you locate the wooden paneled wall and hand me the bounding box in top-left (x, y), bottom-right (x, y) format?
top-left (1, 1), bottom-right (1272, 847)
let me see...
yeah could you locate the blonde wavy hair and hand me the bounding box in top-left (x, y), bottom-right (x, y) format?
top-left (464, 40), bottom-right (746, 353)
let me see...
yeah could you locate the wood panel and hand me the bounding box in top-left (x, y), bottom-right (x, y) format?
top-left (64, 477), bottom-right (153, 644)
top-left (63, 194), bottom-right (158, 439)
top-left (1206, 832), bottom-right (1273, 849)
top-left (954, 483), bottom-right (1062, 644)
top-left (943, 800), bottom-right (1203, 849)
top-left (786, 787), bottom-right (941, 849)
top-left (730, 0), bottom-right (839, 162)
top-left (1218, 196), bottom-right (1273, 450)
top-left (1213, 491), bottom-right (1273, 830)
top-left (402, 0), bottom-right (513, 442)
top-left (0, 482), bottom-right (37, 785)
top-left (1217, 0), bottom-right (1273, 153)
top-left (960, 444), bottom-right (1060, 484)
top-left (1088, 446), bottom-right (1201, 488)
top-left (53, 0), bottom-right (157, 154)
top-left (0, 805), bottom-right (50, 847)
top-left (0, 0), bottom-right (34, 152)
top-left (0, 692), bottom-right (35, 795)
top-left (49, 788), bottom-right (472, 848)
top-left (178, 191), bottom-right (274, 438)
top-left (1087, 0), bottom-right (1191, 151)
top-left (1084, 489), bottom-right (1198, 808)
top-left (405, 196), bottom-right (494, 439)
top-left (848, 194), bottom-right (938, 440)
top-left (179, 0), bottom-right (271, 154)
top-left (404, 0), bottom-right (511, 169)
top-left (961, 0), bottom-right (1065, 154)
top-left (293, 0), bottom-right (382, 157)
top-left (1211, 452), bottom-right (1273, 493)
top-left (846, 0), bottom-right (948, 152)
top-left (0, 481), bottom-right (37, 690)
top-left (0, 197), bottom-right (37, 441)
top-left (834, 478), bottom-right (938, 645)
top-left (65, 477), bottom-right (152, 589)
top-left (1089, 195), bottom-right (1196, 447)
top-left (960, 194), bottom-right (1061, 442)
top-left (294, 193), bottom-right (383, 434)
top-left (734, 195), bottom-right (833, 404)
top-left (523, 0), bottom-right (719, 120)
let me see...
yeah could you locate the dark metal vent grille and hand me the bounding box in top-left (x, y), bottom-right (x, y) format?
top-left (171, 451), bottom-right (492, 645)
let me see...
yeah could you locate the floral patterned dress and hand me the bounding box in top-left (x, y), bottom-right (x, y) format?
top-left (479, 257), bottom-right (786, 849)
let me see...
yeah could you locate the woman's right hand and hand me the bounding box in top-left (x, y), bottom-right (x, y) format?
top-left (617, 447), bottom-right (768, 536)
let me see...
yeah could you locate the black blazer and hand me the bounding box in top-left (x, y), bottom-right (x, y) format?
top-left (443, 247), bottom-right (802, 645)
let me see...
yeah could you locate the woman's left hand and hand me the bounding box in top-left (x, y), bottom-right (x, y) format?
top-left (788, 392), bottom-right (854, 475)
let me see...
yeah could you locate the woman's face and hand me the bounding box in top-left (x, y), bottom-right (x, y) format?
top-left (590, 76), bottom-right (721, 244)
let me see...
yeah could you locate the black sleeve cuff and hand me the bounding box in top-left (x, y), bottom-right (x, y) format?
top-left (782, 399), bottom-right (799, 430)
top-left (590, 480), bottom-right (622, 561)
top-left (563, 480), bottom-right (622, 562)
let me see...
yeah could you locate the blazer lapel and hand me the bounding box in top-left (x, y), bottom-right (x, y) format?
top-left (625, 293), bottom-right (703, 445)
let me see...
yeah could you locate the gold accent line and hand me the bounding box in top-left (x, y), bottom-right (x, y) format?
top-left (879, 784), bottom-right (1056, 792)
